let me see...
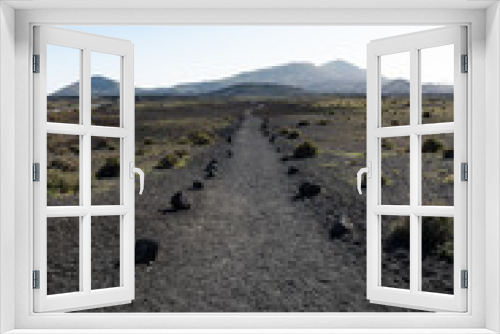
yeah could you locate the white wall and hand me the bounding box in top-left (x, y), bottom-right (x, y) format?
top-left (0, 2), bottom-right (16, 333)
top-left (486, 2), bottom-right (500, 332)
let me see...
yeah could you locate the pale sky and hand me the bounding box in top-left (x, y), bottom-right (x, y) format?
top-left (47, 25), bottom-right (452, 94)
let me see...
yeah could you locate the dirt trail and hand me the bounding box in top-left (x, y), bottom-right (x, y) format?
top-left (96, 114), bottom-right (394, 312)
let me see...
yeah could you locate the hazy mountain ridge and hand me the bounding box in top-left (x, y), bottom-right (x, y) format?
top-left (51, 60), bottom-right (452, 97)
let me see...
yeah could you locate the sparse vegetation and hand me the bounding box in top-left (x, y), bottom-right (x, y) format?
top-left (422, 138), bottom-right (443, 153)
top-left (155, 150), bottom-right (190, 169)
top-left (96, 157), bottom-right (120, 179)
top-left (187, 131), bottom-right (213, 146)
top-left (316, 119), bottom-right (330, 126)
top-left (293, 141), bottom-right (318, 159)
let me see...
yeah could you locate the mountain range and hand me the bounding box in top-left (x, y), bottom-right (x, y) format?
top-left (51, 59), bottom-right (452, 97)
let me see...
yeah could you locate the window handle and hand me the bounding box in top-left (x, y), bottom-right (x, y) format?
top-left (357, 162), bottom-right (371, 195)
top-left (129, 162), bottom-right (144, 195)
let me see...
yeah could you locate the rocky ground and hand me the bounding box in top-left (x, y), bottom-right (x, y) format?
top-left (46, 97), bottom-right (453, 313)
top-left (85, 112), bottom-right (415, 312)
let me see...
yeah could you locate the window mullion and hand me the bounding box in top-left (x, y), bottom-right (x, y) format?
top-left (81, 48), bottom-right (92, 294)
top-left (409, 47), bottom-right (420, 294)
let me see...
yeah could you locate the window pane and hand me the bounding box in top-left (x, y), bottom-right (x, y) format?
top-left (421, 45), bottom-right (454, 124)
top-left (421, 217), bottom-right (454, 294)
top-left (381, 52), bottom-right (410, 127)
top-left (91, 216), bottom-right (121, 290)
top-left (92, 137), bottom-right (121, 205)
top-left (47, 217), bottom-right (80, 295)
top-left (421, 133), bottom-right (454, 206)
top-left (381, 216), bottom-right (410, 290)
top-left (381, 137), bottom-right (410, 205)
top-left (91, 52), bottom-right (121, 127)
top-left (47, 134), bottom-right (80, 206)
top-left (47, 44), bottom-right (80, 124)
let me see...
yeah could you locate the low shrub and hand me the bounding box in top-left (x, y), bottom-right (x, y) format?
top-left (188, 131), bottom-right (212, 146)
top-left (96, 157), bottom-right (120, 179)
top-left (143, 136), bottom-right (154, 145)
top-left (280, 128), bottom-right (301, 139)
top-left (47, 169), bottom-right (79, 195)
top-left (155, 150), bottom-right (189, 169)
top-left (422, 138), bottom-right (443, 153)
top-left (293, 141), bottom-right (318, 159)
top-left (287, 130), bottom-right (301, 140)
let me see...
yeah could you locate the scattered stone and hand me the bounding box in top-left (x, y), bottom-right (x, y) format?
top-left (423, 111), bottom-right (431, 118)
top-left (135, 239), bottom-right (159, 265)
top-left (276, 147), bottom-right (281, 153)
top-left (297, 181), bottom-right (321, 199)
top-left (280, 156), bottom-right (290, 162)
top-left (205, 160), bottom-right (218, 173)
top-left (269, 134), bottom-right (277, 143)
top-left (287, 166), bottom-right (299, 175)
top-left (205, 169), bottom-right (217, 179)
top-left (227, 136), bottom-right (232, 143)
top-left (227, 149), bottom-right (233, 158)
top-left (170, 191), bottom-right (191, 211)
top-left (329, 214), bottom-right (350, 240)
top-left (192, 180), bottom-right (204, 190)
top-left (296, 120), bottom-right (310, 127)
top-left (443, 149), bottom-right (454, 159)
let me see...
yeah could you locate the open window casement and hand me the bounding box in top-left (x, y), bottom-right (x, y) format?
top-left (364, 26), bottom-right (467, 312)
top-left (33, 26), bottom-right (138, 312)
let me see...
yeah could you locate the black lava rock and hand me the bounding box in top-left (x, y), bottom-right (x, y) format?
top-left (297, 181), bottom-right (321, 199)
top-left (171, 191), bottom-right (191, 211)
top-left (287, 166), bottom-right (299, 175)
top-left (192, 180), bottom-right (204, 190)
top-left (443, 149), bottom-right (454, 159)
top-left (205, 160), bottom-right (218, 173)
top-left (227, 136), bottom-right (232, 143)
top-left (329, 215), bottom-right (350, 240)
top-left (205, 169), bottom-right (217, 179)
top-left (135, 239), bottom-right (159, 265)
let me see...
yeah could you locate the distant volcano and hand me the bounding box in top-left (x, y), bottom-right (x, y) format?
top-left (51, 59), bottom-right (452, 97)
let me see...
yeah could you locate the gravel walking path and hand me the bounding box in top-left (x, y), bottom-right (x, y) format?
top-left (90, 114), bottom-right (405, 312)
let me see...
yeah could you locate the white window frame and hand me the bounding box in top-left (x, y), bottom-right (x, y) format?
top-left (1, 3), bottom-right (498, 334)
top-left (366, 26), bottom-right (467, 312)
top-left (33, 26), bottom-right (136, 313)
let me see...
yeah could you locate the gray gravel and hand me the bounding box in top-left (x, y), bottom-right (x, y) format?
top-left (86, 114), bottom-right (412, 312)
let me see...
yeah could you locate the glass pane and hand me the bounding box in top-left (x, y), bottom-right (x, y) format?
top-left (381, 216), bottom-right (410, 290)
top-left (92, 136), bottom-right (121, 205)
top-left (47, 45), bottom-right (80, 124)
top-left (47, 217), bottom-right (80, 295)
top-left (47, 134), bottom-right (80, 206)
top-left (91, 216), bottom-right (121, 290)
top-left (421, 217), bottom-right (454, 294)
top-left (381, 52), bottom-right (410, 127)
top-left (381, 137), bottom-right (410, 205)
top-left (421, 133), bottom-right (454, 206)
top-left (91, 52), bottom-right (121, 127)
top-left (421, 45), bottom-right (454, 124)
